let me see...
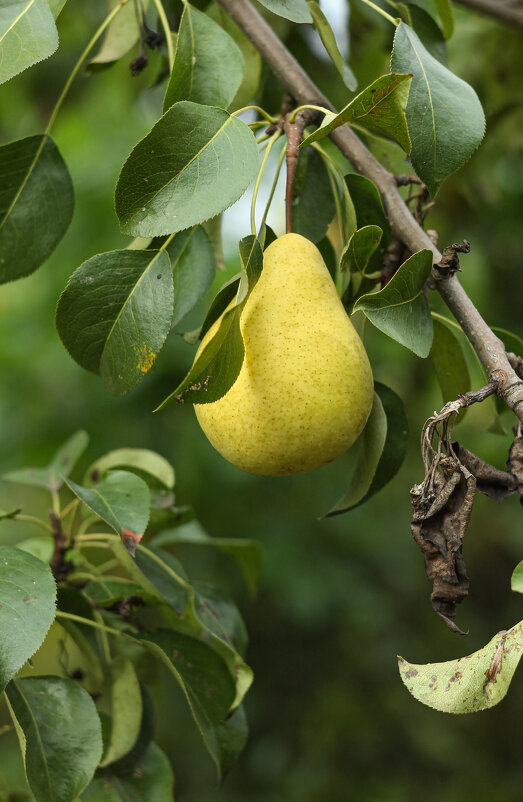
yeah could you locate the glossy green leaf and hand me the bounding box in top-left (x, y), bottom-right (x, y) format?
top-left (399, 621), bottom-right (523, 712)
top-left (100, 657), bottom-right (142, 767)
top-left (160, 226), bottom-right (216, 328)
top-left (255, 0), bottom-right (312, 23)
top-left (56, 249), bottom-right (173, 395)
top-left (82, 743), bottom-right (174, 802)
top-left (164, 4), bottom-right (244, 111)
top-left (157, 236), bottom-right (262, 407)
top-left (325, 383), bottom-right (409, 516)
top-left (0, 0), bottom-right (58, 84)
top-left (391, 23), bottom-right (485, 195)
top-left (291, 148), bottom-right (336, 244)
top-left (88, 0), bottom-right (150, 71)
top-left (430, 316), bottom-right (471, 403)
top-left (66, 471), bottom-right (150, 556)
top-left (3, 430), bottom-right (88, 492)
top-left (0, 135), bottom-right (74, 283)
top-left (85, 448), bottom-right (175, 490)
top-left (152, 520), bottom-right (262, 598)
top-left (6, 676), bottom-right (103, 802)
top-left (340, 225), bottom-right (383, 276)
top-left (206, 5), bottom-right (262, 110)
top-left (115, 102), bottom-right (258, 237)
top-left (354, 249), bottom-right (434, 357)
top-left (346, 174), bottom-right (391, 273)
top-left (307, 1), bottom-right (357, 90)
top-left (302, 73), bottom-right (412, 153)
top-left (0, 547), bottom-right (56, 692)
top-left (512, 562), bottom-right (523, 594)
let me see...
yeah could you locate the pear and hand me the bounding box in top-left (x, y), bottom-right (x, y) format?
top-left (194, 233), bottom-right (374, 476)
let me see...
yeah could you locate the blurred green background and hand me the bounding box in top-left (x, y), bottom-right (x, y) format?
top-left (0, 2), bottom-right (522, 800)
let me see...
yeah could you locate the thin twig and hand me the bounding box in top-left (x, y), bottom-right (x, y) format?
top-left (215, 0), bottom-right (523, 422)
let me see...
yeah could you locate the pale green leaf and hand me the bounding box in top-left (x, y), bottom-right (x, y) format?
top-left (340, 225), bottom-right (383, 276)
top-left (100, 657), bottom-right (142, 767)
top-left (255, 0), bottom-right (312, 23)
top-left (430, 316), bottom-right (471, 403)
top-left (0, 0), bottom-right (58, 85)
top-left (3, 430), bottom-right (88, 492)
top-left (206, 5), bottom-right (262, 110)
top-left (307, 0), bottom-right (357, 90)
top-left (85, 448), bottom-right (175, 490)
top-left (511, 562), bottom-right (523, 594)
top-left (88, 0), bottom-right (150, 70)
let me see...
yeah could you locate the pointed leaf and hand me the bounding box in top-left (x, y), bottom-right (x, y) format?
top-left (399, 621), bottom-right (523, 712)
top-left (302, 73), bottom-right (412, 153)
top-left (3, 430), bottom-right (88, 492)
top-left (199, 273), bottom-right (241, 341)
top-left (0, 134), bottom-right (74, 283)
top-left (56, 249), bottom-right (173, 395)
top-left (66, 471), bottom-right (150, 556)
top-left (255, 0), bottom-right (312, 23)
top-left (0, 547), bottom-right (56, 692)
top-left (354, 249), bottom-right (434, 357)
top-left (48, 0), bottom-right (68, 19)
top-left (85, 448), bottom-right (175, 490)
top-left (430, 316), bottom-right (471, 403)
top-left (307, 1), bottom-right (357, 90)
top-left (88, 0), bottom-right (150, 71)
top-left (391, 22), bottom-right (485, 195)
top-left (157, 236), bottom-right (262, 407)
top-left (115, 102), bottom-right (259, 237)
top-left (0, 0), bottom-right (58, 84)
top-left (511, 562), bottom-right (523, 594)
top-left (6, 676), bottom-right (103, 802)
top-left (340, 225), bottom-right (383, 276)
top-left (163, 4), bottom-right (244, 112)
top-left (346, 174), bottom-right (392, 273)
top-left (405, 0), bottom-right (453, 39)
top-left (291, 148), bottom-right (335, 244)
top-left (406, 5), bottom-right (448, 64)
top-left (100, 657), bottom-right (142, 767)
top-left (82, 743), bottom-right (174, 802)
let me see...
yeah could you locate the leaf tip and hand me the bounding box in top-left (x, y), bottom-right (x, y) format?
top-left (121, 528), bottom-right (142, 557)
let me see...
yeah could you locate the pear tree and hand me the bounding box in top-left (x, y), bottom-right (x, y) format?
top-left (0, 0), bottom-right (522, 799)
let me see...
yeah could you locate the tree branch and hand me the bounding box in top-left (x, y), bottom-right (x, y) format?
top-left (454, 0), bottom-right (523, 31)
top-left (216, 0), bottom-right (523, 422)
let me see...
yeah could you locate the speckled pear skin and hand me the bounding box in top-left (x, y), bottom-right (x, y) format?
top-left (194, 233), bottom-right (374, 476)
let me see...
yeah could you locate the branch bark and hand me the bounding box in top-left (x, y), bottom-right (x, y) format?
top-left (454, 0), bottom-right (523, 30)
top-left (216, 0), bottom-right (523, 422)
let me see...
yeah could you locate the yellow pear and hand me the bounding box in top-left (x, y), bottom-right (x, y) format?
top-left (194, 233), bottom-right (374, 476)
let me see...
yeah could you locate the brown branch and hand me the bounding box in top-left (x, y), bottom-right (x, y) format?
top-left (49, 510), bottom-right (73, 581)
top-left (282, 107), bottom-right (322, 234)
top-left (215, 0), bottom-right (523, 422)
top-left (454, 0), bottom-right (523, 30)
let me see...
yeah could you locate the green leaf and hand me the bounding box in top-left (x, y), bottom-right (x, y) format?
top-left (85, 448), bottom-right (175, 490)
top-left (152, 520), bottom-right (262, 598)
top-left (346, 174), bottom-right (392, 273)
top-left (491, 327), bottom-right (523, 358)
top-left (302, 73), bottom-right (412, 153)
top-left (15, 538), bottom-right (54, 564)
top-left (163, 4), bottom-right (244, 112)
top-left (82, 742), bottom-right (174, 802)
top-left (157, 236), bottom-right (262, 407)
top-left (0, 547), bottom-right (56, 692)
top-left (87, 0), bottom-right (150, 71)
top-left (306, 1), bottom-right (357, 90)
top-left (199, 274), bottom-right (241, 341)
top-left (340, 225), bottom-right (383, 276)
top-left (3, 430), bottom-right (88, 492)
top-left (66, 471), bottom-right (150, 556)
top-left (354, 249), bottom-right (434, 357)
top-left (206, 6), bottom-right (262, 111)
top-left (430, 316), bottom-right (471, 403)
top-left (406, 5), bottom-right (447, 64)
top-left (511, 562), bottom-right (523, 594)
top-left (56, 249), bottom-right (173, 395)
top-left (194, 581), bottom-right (248, 657)
top-left (404, 0), bottom-right (453, 39)
top-left (82, 578), bottom-right (148, 608)
top-left (6, 676), bottom-right (103, 802)
top-left (391, 22), bottom-right (485, 196)
top-left (399, 621), bottom-right (523, 713)
top-left (48, 0), bottom-right (68, 19)
top-left (255, 0), bottom-right (312, 23)
top-left (100, 657), bottom-right (142, 767)
top-left (0, 0), bottom-right (58, 85)
top-left (115, 102), bottom-right (259, 237)
top-left (291, 148), bottom-right (336, 244)
top-left (0, 135), bottom-right (74, 283)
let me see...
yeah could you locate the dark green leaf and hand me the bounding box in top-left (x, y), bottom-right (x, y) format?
top-left (399, 620), bottom-right (523, 712)
top-left (194, 581), bottom-right (248, 657)
top-left (48, 0), bottom-right (68, 18)
top-left (0, 547), bottom-right (56, 692)
top-left (6, 676), bottom-right (103, 802)
top-left (66, 471), bottom-right (150, 556)
top-left (88, 0), bottom-right (150, 71)
top-left (105, 684), bottom-right (155, 777)
top-left (163, 226), bottom-right (216, 328)
top-left (255, 0), bottom-right (312, 23)
top-left (404, 0), bottom-right (454, 39)
top-left (346, 174), bottom-right (391, 273)
top-left (430, 316), bottom-right (471, 403)
top-left (407, 5), bottom-right (448, 64)
top-left (0, 135), bottom-right (74, 283)
top-left (292, 148), bottom-right (335, 244)
top-left (0, 507), bottom-right (21, 520)
top-left (354, 249), bottom-right (434, 357)
top-left (115, 102), bottom-right (259, 237)
top-left (307, 1), bottom-right (357, 90)
top-left (85, 448), bottom-right (175, 490)
top-left (82, 742), bottom-right (174, 802)
top-left (0, 1), bottom-right (58, 84)
top-left (204, 703), bottom-right (248, 781)
top-left (302, 73), bottom-right (412, 153)
top-left (163, 4), bottom-right (244, 111)
top-left (100, 657), bottom-right (142, 767)
top-left (391, 22), bottom-right (485, 195)
top-left (491, 327), bottom-right (523, 358)
top-left (340, 225), bottom-right (383, 276)
top-left (512, 562), bottom-right (523, 594)
top-left (199, 274), bottom-right (242, 341)
top-left (56, 249), bottom-right (173, 395)
top-left (82, 578), bottom-right (148, 608)
top-left (157, 236), bottom-right (262, 407)
top-left (316, 236), bottom-right (337, 282)
top-left (3, 430), bottom-right (88, 492)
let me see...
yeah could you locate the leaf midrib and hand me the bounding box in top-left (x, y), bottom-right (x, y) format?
top-left (12, 681), bottom-right (55, 801)
top-left (0, 0), bottom-right (36, 43)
